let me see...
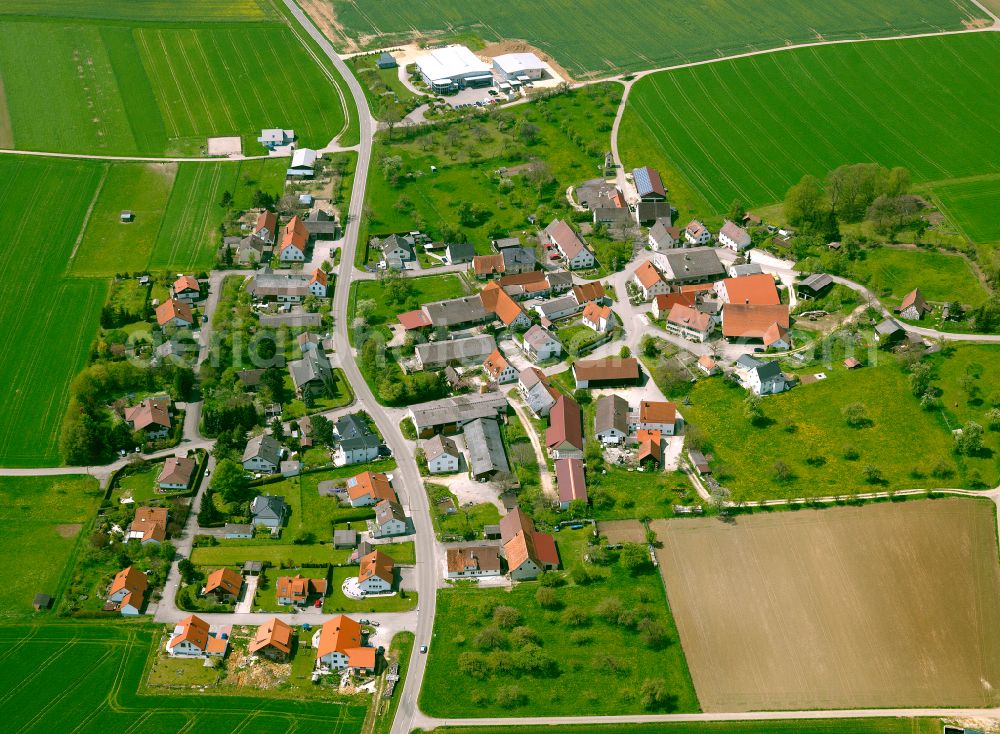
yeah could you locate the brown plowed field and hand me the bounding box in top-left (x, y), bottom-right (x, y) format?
top-left (652, 499), bottom-right (1000, 711)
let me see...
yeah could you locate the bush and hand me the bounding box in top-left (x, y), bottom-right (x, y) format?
top-left (638, 617), bottom-right (670, 649)
top-left (560, 606), bottom-right (589, 627)
top-left (619, 543), bottom-right (651, 572)
top-left (842, 402), bottom-right (870, 427)
top-left (492, 605), bottom-right (521, 629)
top-left (473, 625), bottom-right (505, 651)
top-left (534, 586), bottom-right (560, 609)
top-left (640, 678), bottom-right (674, 711)
top-left (862, 464), bottom-right (883, 484)
top-left (510, 626), bottom-right (541, 648)
top-left (495, 685), bottom-right (527, 707)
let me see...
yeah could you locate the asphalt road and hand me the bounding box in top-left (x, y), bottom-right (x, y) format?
top-left (282, 4), bottom-right (440, 733)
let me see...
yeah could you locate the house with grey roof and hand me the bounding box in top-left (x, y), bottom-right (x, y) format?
top-left (251, 494), bottom-right (287, 529)
top-left (797, 273), bottom-right (834, 299)
top-left (258, 129), bottom-right (294, 149)
top-left (334, 413), bottom-right (381, 465)
top-left (501, 247), bottom-right (536, 275)
top-left (424, 434), bottom-right (461, 474)
top-left (414, 335), bottom-right (496, 370)
top-left (492, 237), bottom-right (522, 250)
top-left (463, 417), bottom-right (510, 480)
top-left (648, 218), bottom-right (681, 250)
top-left (444, 242), bottom-right (475, 264)
top-left (595, 394), bottom-right (629, 445)
top-left (658, 247), bottom-right (726, 284)
top-left (635, 201), bottom-right (672, 225)
top-left (520, 325), bottom-right (562, 362)
top-left (533, 295), bottom-right (579, 322)
top-left (875, 318), bottom-right (905, 343)
top-left (545, 270), bottom-right (574, 293)
top-left (422, 295), bottom-right (490, 328)
top-left (304, 209), bottom-right (337, 239)
top-left (370, 499), bottom-right (408, 538)
top-left (376, 234), bottom-right (415, 269)
top-left (243, 435), bottom-right (283, 473)
top-left (247, 269), bottom-right (312, 302)
top-left (289, 348), bottom-right (334, 398)
top-left (408, 392), bottom-right (508, 438)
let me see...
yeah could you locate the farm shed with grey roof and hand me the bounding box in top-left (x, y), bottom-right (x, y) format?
top-left (463, 417), bottom-right (510, 479)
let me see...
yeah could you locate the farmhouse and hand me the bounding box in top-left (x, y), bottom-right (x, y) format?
top-left (253, 210), bottom-right (278, 243)
top-left (172, 275), bottom-right (201, 302)
top-left (248, 618), bottom-right (294, 662)
top-left (500, 507), bottom-right (559, 581)
top-left (658, 248), bottom-right (725, 284)
top-left (258, 129), bottom-right (294, 149)
top-left (581, 301), bottom-right (615, 332)
top-left (665, 303), bottom-right (713, 342)
top-left (345, 471), bottom-right (396, 507)
top-left (715, 273), bottom-right (780, 306)
top-left (408, 392), bottom-right (508, 437)
top-left (685, 220), bottom-right (711, 246)
top-left (289, 348), bottom-right (335, 399)
top-left (415, 335), bottom-right (497, 370)
top-left (571, 282), bottom-right (608, 306)
top-left (473, 254), bottom-right (505, 278)
top-left (502, 246), bottom-right (537, 274)
top-left (106, 566), bottom-right (147, 616)
top-left (897, 288), bottom-right (931, 320)
top-left (493, 51), bottom-right (546, 81)
top-left (632, 166), bottom-right (667, 202)
top-left (370, 499), bottom-right (408, 538)
top-left (595, 394), bottom-right (629, 445)
top-left (520, 324), bottom-right (563, 361)
top-left (636, 200), bottom-right (673, 225)
top-left (424, 434), bottom-right (461, 474)
top-left (483, 349), bottom-right (517, 384)
top-left (156, 298), bottom-right (194, 328)
top-left (202, 568), bottom-right (242, 603)
top-left (763, 322), bottom-right (791, 350)
top-left (276, 574), bottom-right (327, 606)
top-left (632, 260), bottom-right (670, 301)
top-left (651, 291), bottom-right (696, 320)
top-left (304, 209), bottom-right (338, 240)
top-left (518, 367), bottom-right (560, 417)
top-left (314, 615), bottom-right (376, 672)
top-left (249, 496), bottom-right (287, 535)
top-left (243, 435), bottom-right (283, 473)
top-left (415, 44), bottom-right (493, 92)
top-left (463, 417), bottom-right (510, 479)
top-left (334, 413), bottom-right (381, 465)
top-left (722, 304), bottom-right (790, 342)
top-left (446, 546), bottom-right (503, 579)
top-left (231, 234), bottom-right (269, 265)
top-left (572, 357), bottom-right (640, 389)
top-left (649, 218), bottom-right (681, 250)
top-left (127, 506), bottom-right (168, 545)
top-left (729, 263), bottom-right (763, 278)
top-left (124, 396), bottom-right (171, 438)
top-left (636, 428), bottom-right (662, 467)
top-left (544, 219), bottom-right (596, 270)
top-left (279, 216), bottom-right (308, 262)
top-left (358, 549), bottom-right (395, 594)
top-left (718, 219), bottom-right (752, 251)
top-left (576, 178), bottom-right (622, 210)
top-left (555, 457), bottom-right (587, 510)
top-left (480, 282), bottom-right (532, 329)
top-left (534, 295), bottom-right (580, 322)
top-left (546, 394), bottom-right (584, 459)
top-left (498, 270), bottom-right (550, 299)
top-left (166, 615), bottom-right (229, 657)
top-left (637, 400), bottom-right (678, 435)
top-left (155, 456), bottom-right (196, 492)
top-left (246, 269), bottom-right (314, 303)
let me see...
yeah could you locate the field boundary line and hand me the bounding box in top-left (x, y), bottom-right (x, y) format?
top-left (0, 147), bottom-right (280, 162)
top-left (68, 163), bottom-right (109, 266)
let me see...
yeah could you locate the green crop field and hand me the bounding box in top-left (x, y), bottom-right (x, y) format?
top-left (0, 157), bottom-right (107, 466)
top-left (621, 33), bottom-right (1000, 218)
top-left (0, 1), bottom-right (275, 22)
top-left (320, 0), bottom-right (986, 79)
top-left (931, 175), bottom-right (1000, 244)
top-left (0, 475), bottom-right (103, 619)
top-left (419, 720), bottom-right (945, 734)
top-left (847, 247), bottom-right (989, 309)
top-left (0, 625), bottom-right (368, 732)
top-left (0, 18), bottom-right (348, 155)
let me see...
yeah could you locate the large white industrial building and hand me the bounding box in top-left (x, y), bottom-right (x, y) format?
top-left (414, 45), bottom-right (493, 92)
top-left (492, 52), bottom-right (546, 81)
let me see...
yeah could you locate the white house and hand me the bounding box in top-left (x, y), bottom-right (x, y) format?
top-left (166, 615), bottom-right (229, 657)
top-left (520, 325), bottom-right (562, 361)
top-left (648, 218), bottom-right (681, 250)
top-left (718, 219), bottom-right (752, 252)
top-left (581, 301), bottom-right (615, 333)
top-left (287, 148), bottom-right (317, 177)
top-left (107, 566), bottom-right (147, 616)
top-left (518, 367), bottom-right (559, 417)
top-left (307, 269), bottom-right (328, 297)
top-left (370, 499), bottom-right (408, 538)
top-left (242, 435), bottom-right (283, 473)
top-left (446, 546), bottom-right (503, 579)
top-left (279, 216), bottom-right (308, 262)
top-left (156, 456), bottom-right (196, 491)
top-left (493, 52), bottom-right (546, 81)
top-left (635, 400), bottom-right (678, 435)
top-left (737, 356), bottom-right (789, 396)
top-left (665, 303), bottom-right (713, 342)
top-left (632, 260), bottom-right (670, 301)
top-left (313, 615), bottom-right (376, 672)
top-left (685, 220), bottom-right (711, 246)
top-left (424, 434), bottom-right (461, 474)
top-left (358, 550), bottom-right (394, 594)
top-left (544, 219), bottom-right (595, 270)
top-left (344, 471), bottom-right (395, 507)
top-left (483, 349), bottom-right (518, 384)
top-left (595, 395), bottom-right (628, 446)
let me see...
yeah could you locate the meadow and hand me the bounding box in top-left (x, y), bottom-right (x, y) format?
top-left (351, 273), bottom-right (467, 331)
top-left (653, 499), bottom-right (1000, 710)
top-left (319, 0), bottom-right (986, 79)
top-left (0, 18), bottom-right (348, 155)
top-left (0, 624), bottom-right (369, 732)
top-left (0, 1), bottom-right (275, 22)
top-left (0, 157), bottom-right (107, 466)
top-left (621, 33), bottom-right (1000, 219)
top-left (931, 175), bottom-right (1000, 244)
top-left (682, 362), bottom-right (966, 501)
top-left (847, 247), bottom-right (989, 309)
top-left (0, 475), bottom-right (103, 619)
top-left (420, 721), bottom-right (945, 734)
top-left (421, 527), bottom-right (697, 717)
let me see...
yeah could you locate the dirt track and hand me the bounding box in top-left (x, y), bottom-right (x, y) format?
top-left (652, 499), bottom-right (1000, 711)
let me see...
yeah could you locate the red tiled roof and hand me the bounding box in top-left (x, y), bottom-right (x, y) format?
top-left (546, 395), bottom-right (583, 451)
top-left (280, 215), bottom-right (308, 252)
top-left (639, 400), bottom-right (676, 425)
top-left (722, 304), bottom-right (790, 339)
top-left (156, 298), bottom-right (193, 326)
top-left (174, 275), bottom-right (200, 294)
top-left (555, 457), bottom-right (587, 505)
top-left (666, 303), bottom-right (711, 333)
top-left (480, 282), bottom-right (526, 326)
top-left (398, 309), bottom-right (432, 330)
top-left (572, 357), bottom-right (639, 383)
top-left (720, 273), bottom-right (779, 306)
top-left (633, 260), bottom-right (664, 289)
top-left (654, 292), bottom-right (696, 312)
top-left (474, 254), bottom-right (505, 276)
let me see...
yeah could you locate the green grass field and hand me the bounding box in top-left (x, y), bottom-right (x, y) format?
top-left (621, 33), bottom-right (1000, 219)
top-left (321, 0), bottom-right (986, 79)
top-left (931, 175), bottom-right (1000, 244)
top-left (0, 475), bottom-right (102, 619)
top-left (418, 721), bottom-right (945, 734)
top-left (683, 362), bottom-right (971, 501)
top-left (0, 18), bottom-right (347, 155)
top-left (0, 157), bottom-right (107, 466)
top-left (848, 247), bottom-right (989, 309)
top-left (351, 274), bottom-right (467, 330)
top-left (0, 1), bottom-right (275, 22)
top-left (0, 624), bottom-right (368, 732)
top-left (421, 527), bottom-right (697, 717)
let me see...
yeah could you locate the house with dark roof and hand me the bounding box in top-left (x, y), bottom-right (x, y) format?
top-left (632, 166), bottom-right (667, 201)
top-left (796, 272), bottom-right (834, 300)
top-left (463, 417), bottom-right (510, 479)
top-left (370, 499), bottom-right (408, 538)
top-left (407, 392), bottom-right (508, 437)
top-left (595, 394), bottom-right (629, 445)
top-left (289, 348), bottom-right (334, 398)
top-left (444, 242), bottom-right (475, 264)
top-left (648, 218), bottom-right (681, 250)
top-left (446, 546), bottom-right (503, 579)
top-left (659, 248), bottom-right (725, 283)
top-left (243, 435), bottom-right (283, 473)
top-left (518, 367), bottom-right (560, 417)
top-left (334, 414), bottom-right (381, 465)
top-left (376, 234), bottom-right (416, 269)
top-left (415, 335), bottom-right (496, 370)
top-left (251, 495), bottom-right (287, 529)
top-left (424, 434), bottom-right (461, 474)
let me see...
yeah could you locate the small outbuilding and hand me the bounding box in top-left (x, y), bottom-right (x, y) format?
top-left (120, 210), bottom-right (134, 223)
top-left (33, 593), bottom-right (53, 611)
top-left (376, 51), bottom-right (397, 69)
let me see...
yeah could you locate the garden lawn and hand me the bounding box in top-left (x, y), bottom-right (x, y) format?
top-left (931, 175), bottom-right (1000, 244)
top-left (0, 475), bottom-right (103, 619)
top-left (421, 527), bottom-right (697, 717)
top-left (0, 19), bottom-right (347, 155)
top-left (323, 566), bottom-right (418, 613)
top-left (320, 0), bottom-right (984, 79)
top-left (426, 482), bottom-right (501, 541)
top-left (419, 721), bottom-right (945, 734)
top-left (362, 84), bottom-right (621, 256)
top-left (192, 542), bottom-right (352, 567)
top-left (351, 273), bottom-right (466, 329)
top-left (350, 53), bottom-right (422, 119)
top-left (0, 625), bottom-right (368, 731)
top-left (928, 344), bottom-right (1000, 487)
top-left (683, 363), bottom-right (966, 501)
top-left (0, 157), bottom-right (107, 466)
top-left (621, 33), bottom-right (1000, 217)
top-left (70, 162), bottom-right (176, 275)
top-left (847, 247), bottom-right (988, 309)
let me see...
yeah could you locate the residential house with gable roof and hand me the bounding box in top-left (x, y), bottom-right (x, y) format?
top-left (722, 303), bottom-right (790, 343)
top-left (277, 573), bottom-right (327, 606)
top-left (166, 614), bottom-right (229, 657)
top-left (128, 506), bottom-right (168, 545)
top-left (546, 394), bottom-right (584, 459)
top-left (377, 234), bottom-right (415, 269)
top-left (106, 566), bottom-right (147, 616)
top-left (595, 394), bottom-right (629, 445)
top-left (632, 260), bottom-right (670, 301)
top-left (715, 273), bottom-right (780, 306)
top-left (172, 275), bottom-right (201, 302)
top-left (718, 219), bottom-right (752, 251)
top-left (314, 614), bottom-right (376, 672)
top-left (156, 299), bottom-right (194, 328)
top-left (370, 499), bottom-right (408, 538)
top-left (202, 568), bottom-right (243, 603)
top-left (424, 434), bottom-right (461, 474)
top-left (251, 494), bottom-right (287, 530)
top-left (334, 413), bottom-right (381, 465)
top-left (253, 210), bottom-right (278, 244)
top-left (500, 507), bottom-right (559, 581)
top-left (249, 618), bottom-right (293, 662)
top-left (685, 220), bottom-right (711, 246)
top-left (635, 400), bottom-right (679, 435)
top-left (243, 434), bottom-right (283, 473)
top-left (345, 471), bottom-right (397, 507)
top-left (124, 397), bottom-right (172, 439)
top-left (446, 546), bottom-right (503, 579)
top-left (519, 324), bottom-right (562, 362)
top-left (648, 218), bottom-right (681, 250)
top-left (483, 349), bottom-right (517, 384)
top-left (358, 549), bottom-right (395, 594)
top-left (896, 288), bottom-right (931, 320)
top-left (157, 456), bottom-right (196, 491)
top-left (657, 247), bottom-right (725, 284)
top-left (518, 367), bottom-right (559, 417)
top-left (544, 219), bottom-right (595, 270)
top-left (651, 292), bottom-right (696, 320)
top-left (307, 268), bottom-right (328, 297)
top-left (581, 301), bottom-right (615, 332)
top-left (279, 216), bottom-right (308, 262)
top-left (665, 303), bottom-right (712, 342)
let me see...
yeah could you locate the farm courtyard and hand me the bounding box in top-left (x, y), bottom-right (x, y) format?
top-left (653, 499), bottom-right (1000, 711)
